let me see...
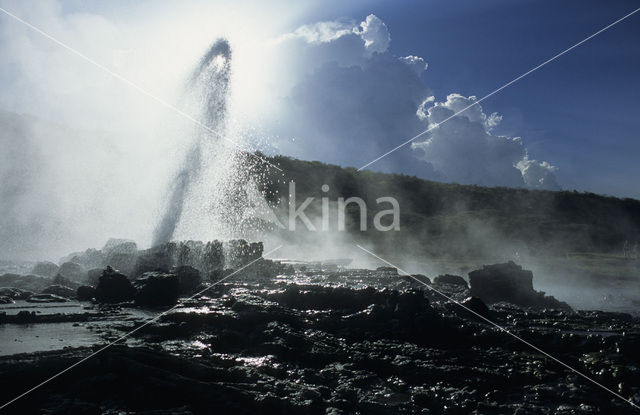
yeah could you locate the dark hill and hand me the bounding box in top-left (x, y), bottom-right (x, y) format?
top-left (251, 154), bottom-right (640, 259)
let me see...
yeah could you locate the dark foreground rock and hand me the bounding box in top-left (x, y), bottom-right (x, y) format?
top-left (95, 266), bottom-right (135, 303)
top-left (0, 276), bottom-right (639, 414)
top-left (174, 265), bottom-right (202, 295)
top-left (433, 274), bottom-right (468, 286)
top-left (469, 261), bottom-right (571, 310)
top-left (2, 256), bottom-right (638, 414)
top-left (76, 285), bottom-right (96, 301)
top-left (134, 272), bottom-right (179, 306)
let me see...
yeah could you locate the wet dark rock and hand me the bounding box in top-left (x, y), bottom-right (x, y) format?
top-left (185, 241), bottom-right (225, 277)
top-left (95, 266), bottom-right (136, 303)
top-left (15, 310), bottom-right (37, 322)
top-left (408, 274), bottom-right (431, 284)
top-left (0, 296), bottom-right (12, 304)
top-left (134, 272), bottom-right (179, 307)
top-left (174, 266), bottom-right (202, 295)
top-left (460, 296), bottom-right (491, 319)
top-left (31, 261), bottom-right (59, 277)
top-left (135, 240), bottom-right (228, 279)
top-left (26, 293), bottom-right (68, 303)
top-left (469, 261), bottom-right (571, 310)
top-left (6, 251), bottom-right (636, 414)
top-left (57, 262), bottom-right (86, 282)
top-left (225, 240), bottom-right (263, 269)
top-left (396, 289), bottom-right (430, 315)
top-left (76, 285), bottom-right (96, 301)
top-left (42, 284), bottom-right (76, 299)
top-left (434, 274), bottom-right (468, 287)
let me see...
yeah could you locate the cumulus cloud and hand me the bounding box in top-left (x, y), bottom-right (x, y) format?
top-left (412, 94), bottom-right (559, 189)
top-left (517, 157), bottom-right (560, 190)
top-left (270, 14), bottom-right (433, 176)
top-left (354, 14), bottom-right (391, 54)
top-left (399, 55), bottom-right (428, 75)
top-left (269, 14), bottom-right (558, 189)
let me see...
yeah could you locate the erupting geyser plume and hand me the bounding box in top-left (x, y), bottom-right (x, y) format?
top-left (152, 39), bottom-right (232, 245)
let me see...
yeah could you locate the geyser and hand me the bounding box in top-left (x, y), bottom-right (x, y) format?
top-left (152, 39), bottom-right (232, 246)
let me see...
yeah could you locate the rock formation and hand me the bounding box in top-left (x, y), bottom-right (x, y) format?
top-left (469, 261), bottom-right (571, 310)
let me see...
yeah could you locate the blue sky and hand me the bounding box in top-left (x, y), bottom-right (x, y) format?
top-left (291, 0), bottom-right (640, 197)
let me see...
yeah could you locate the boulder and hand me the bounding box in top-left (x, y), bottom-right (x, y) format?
top-left (42, 284), bottom-right (76, 299)
top-left (225, 240), bottom-right (262, 269)
top-left (0, 296), bottom-right (13, 304)
top-left (95, 266), bottom-right (136, 303)
top-left (433, 274), bottom-right (468, 287)
top-left (31, 261), bottom-right (59, 277)
top-left (16, 310), bottom-right (37, 322)
top-left (407, 274), bottom-right (431, 285)
top-left (175, 240), bottom-right (224, 277)
top-left (58, 262), bottom-right (86, 282)
top-left (395, 290), bottom-right (430, 315)
top-left (173, 266), bottom-right (202, 295)
top-left (460, 297), bottom-right (491, 319)
top-left (134, 272), bottom-right (179, 307)
top-left (468, 262), bottom-right (534, 305)
top-left (468, 261), bottom-right (571, 310)
top-left (77, 285), bottom-right (97, 301)
top-left (198, 241), bottom-right (225, 276)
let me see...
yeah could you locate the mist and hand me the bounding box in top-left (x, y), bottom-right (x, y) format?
top-left (0, 1), bottom-right (303, 260)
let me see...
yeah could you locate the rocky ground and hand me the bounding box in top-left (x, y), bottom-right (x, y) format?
top-left (1, 261), bottom-right (640, 414)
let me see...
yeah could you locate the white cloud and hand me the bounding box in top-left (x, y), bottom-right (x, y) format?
top-left (269, 14), bottom-right (432, 175)
top-left (279, 19), bottom-right (355, 44)
top-left (517, 157), bottom-right (560, 190)
top-left (412, 94), bottom-right (560, 189)
top-left (400, 55), bottom-right (428, 75)
top-left (269, 15), bottom-right (558, 188)
top-left (355, 14), bottom-right (391, 54)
